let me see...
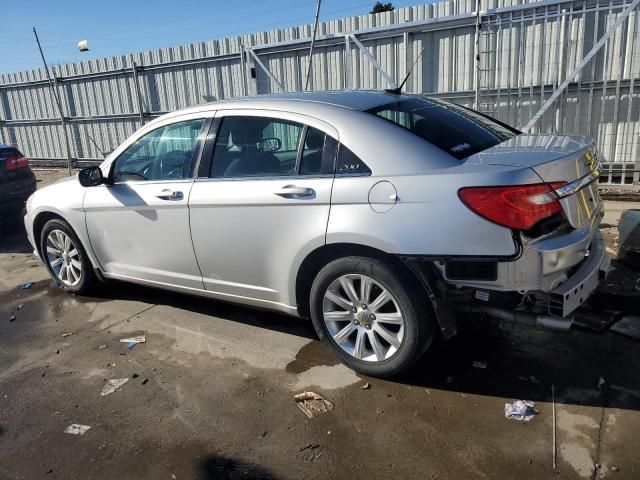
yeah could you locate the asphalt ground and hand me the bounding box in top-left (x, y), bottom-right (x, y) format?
top-left (1, 170), bottom-right (639, 480)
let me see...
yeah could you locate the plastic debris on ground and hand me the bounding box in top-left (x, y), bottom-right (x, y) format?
top-left (294, 391), bottom-right (334, 418)
top-left (505, 400), bottom-right (538, 422)
top-left (119, 335), bottom-right (146, 349)
top-left (20, 282), bottom-right (33, 289)
top-left (472, 361), bottom-right (487, 369)
top-left (100, 378), bottom-right (129, 396)
top-left (361, 383), bottom-right (370, 390)
top-left (64, 424), bottom-right (91, 435)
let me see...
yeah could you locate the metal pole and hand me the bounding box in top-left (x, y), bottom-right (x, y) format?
top-left (344, 34), bottom-right (352, 89)
top-left (552, 385), bottom-right (557, 471)
top-left (474, 0), bottom-right (482, 110)
top-left (304, 0), bottom-right (322, 91)
top-left (522, 0), bottom-right (640, 131)
top-left (33, 27), bottom-right (73, 175)
top-left (240, 44), bottom-right (249, 96)
top-left (349, 34), bottom-right (398, 89)
top-left (131, 61), bottom-right (146, 127)
top-left (246, 48), bottom-right (285, 93)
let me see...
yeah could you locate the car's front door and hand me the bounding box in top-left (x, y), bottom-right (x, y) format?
top-left (189, 111), bottom-right (338, 309)
top-left (84, 116), bottom-right (208, 289)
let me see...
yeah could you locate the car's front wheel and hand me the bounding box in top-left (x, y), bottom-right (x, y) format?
top-left (40, 218), bottom-right (96, 294)
top-left (309, 256), bottom-right (434, 377)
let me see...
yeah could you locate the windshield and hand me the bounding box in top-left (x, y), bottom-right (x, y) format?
top-left (366, 97), bottom-right (519, 160)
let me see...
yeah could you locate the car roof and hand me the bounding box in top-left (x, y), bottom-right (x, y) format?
top-left (235, 90), bottom-right (402, 110)
top-left (150, 90), bottom-right (407, 126)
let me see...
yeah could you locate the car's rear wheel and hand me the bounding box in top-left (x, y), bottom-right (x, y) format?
top-left (40, 218), bottom-right (96, 294)
top-left (309, 256), bottom-right (434, 377)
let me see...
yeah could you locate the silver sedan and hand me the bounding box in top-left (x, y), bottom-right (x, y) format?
top-left (24, 91), bottom-right (608, 377)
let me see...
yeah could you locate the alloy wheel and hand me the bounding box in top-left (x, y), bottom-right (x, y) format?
top-left (322, 274), bottom-right (405, 362)
top-left (45, 229), bottom-right (82, 287)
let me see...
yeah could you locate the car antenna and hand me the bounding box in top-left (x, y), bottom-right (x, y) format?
top-left (385, 43), bottom-right (428, 95)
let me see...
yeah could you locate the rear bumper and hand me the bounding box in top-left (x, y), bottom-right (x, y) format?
top-left (0, 177), bottom-right (36, 214)
top-left (548, 231), bottom-right (609, 317)
top-left (438, 217), bottom-right (608, 318)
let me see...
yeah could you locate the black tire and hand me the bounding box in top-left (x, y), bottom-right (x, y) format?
top-left (309, 256), bottom-right (434, 378)
top-left (40, 218), bottom-right (97, 294)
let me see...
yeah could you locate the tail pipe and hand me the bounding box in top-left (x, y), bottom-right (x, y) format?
top-left (456, 305), bottom-right (573, 331)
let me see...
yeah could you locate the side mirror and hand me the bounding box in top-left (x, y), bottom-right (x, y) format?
top-left (78, 166), bottom-right (105, 187)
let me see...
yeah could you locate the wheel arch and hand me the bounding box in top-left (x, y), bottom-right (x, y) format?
top-left (294, 243), bottom-right (445, 323)
top-left (32, 209), bottom-right (102, 276)
top-left (33, 210), bottom-right (67, 258)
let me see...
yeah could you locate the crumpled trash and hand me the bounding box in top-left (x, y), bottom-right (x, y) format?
top-left (100, 378), bottom-right (129, 396)
top-left (20, 282), bottom-right (33, 289)
top-left (504, 400), bottom-right (538, 422)
top-left (64, 424), bottom-right (91, 435)
top-left (294, 391), bottom-right (334, 418)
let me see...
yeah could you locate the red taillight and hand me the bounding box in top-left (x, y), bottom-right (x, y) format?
top-left (458, 182), bottom-right (566, 230)
top-left (6, 154), bottom-right (29, 170)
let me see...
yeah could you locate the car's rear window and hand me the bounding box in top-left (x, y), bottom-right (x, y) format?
top-left (366, 97), bottom-right (519, 160)
top-left (0, 147), bottom-right (22, 158)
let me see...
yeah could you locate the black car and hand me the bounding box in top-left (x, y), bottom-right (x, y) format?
top-left (0, 143), bottom-right (36, 221)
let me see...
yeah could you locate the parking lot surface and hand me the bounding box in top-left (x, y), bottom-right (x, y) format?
top-left (1, 171), bottom-right (639, 479)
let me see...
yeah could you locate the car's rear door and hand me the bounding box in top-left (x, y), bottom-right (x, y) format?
top-left (83, 115), bottom-right (209, 289)
top-left (189, 110), bottom-right (338, 309)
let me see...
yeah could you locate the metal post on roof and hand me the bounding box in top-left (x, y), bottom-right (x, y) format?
top-left (131, 61), bottom-right (146, 127)
top-left (522, 0), bottom-right (640, 132)
top-left (344, 34), bottom-right (352, 89)
top-left (473, 0), bottom-right (482, 111)
top-left (304, 0), bottom-right (322, 91)
top-left (349, 34), bottom-right (398, 89)
top-left (240, 44), bottom-right (249, 96)
top-left (33, 27), bottom-right (74, 176)
top-left (246, 48), bottom-right (285, 93)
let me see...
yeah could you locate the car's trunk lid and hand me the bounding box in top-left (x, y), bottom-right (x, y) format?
top-left (465, 134), bottom-right (602, 229)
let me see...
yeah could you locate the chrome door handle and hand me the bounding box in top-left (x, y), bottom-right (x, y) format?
top-left (273, 186), bottom-right (315, 198)
top-left (156, 190), bottom-right (184, 201)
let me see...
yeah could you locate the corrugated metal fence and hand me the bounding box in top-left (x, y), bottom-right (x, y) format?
top-left (0, 0), bottom-right (638, 184)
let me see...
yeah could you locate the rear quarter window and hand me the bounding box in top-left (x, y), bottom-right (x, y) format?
top-left (366, 97), bottom-right (519, 160)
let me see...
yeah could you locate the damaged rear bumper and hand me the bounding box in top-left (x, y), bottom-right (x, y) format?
top-left (548, 230), bottom-right (609, 317)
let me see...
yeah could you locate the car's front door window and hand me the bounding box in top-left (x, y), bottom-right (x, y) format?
top-left (210, 116), bottom-right (303, 178)
top-left (112, 118), bottom-right (204, 183)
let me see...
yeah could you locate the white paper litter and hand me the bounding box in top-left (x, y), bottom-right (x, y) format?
top-left (505, 400), bottom-right (538, 422)
top-left (64, 424), bottom-right (91, 435)
top-left (100, 378), bottom-right (129, 396)
top-left (119, 335), bottom-right (146, 344)
top-left (119, 335), bottom-right (146, 350)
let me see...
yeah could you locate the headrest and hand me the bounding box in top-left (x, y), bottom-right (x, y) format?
top-left (230, 118), bottom-right (266, 146)
top-left (305, 129), bottom-right (324, 150)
